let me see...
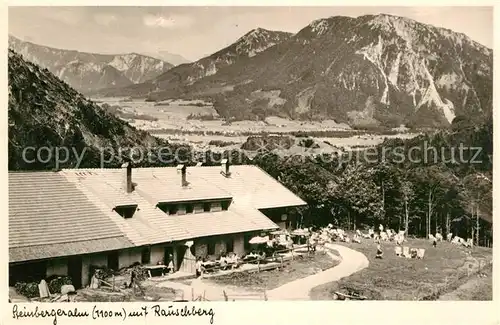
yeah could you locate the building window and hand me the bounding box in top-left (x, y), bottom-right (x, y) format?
top-left (114, 205), bottom-right (137, 219)
top-left (141, 247), bottom-right (151, 264)
top-left (203, 202), bottom-right (211, 212)
top-left (226, 238), bottom-right (234, 252)
top-left (207, 242), bottom-right (215, 255)
top-left (186, 204), bottom-right (194, 214)
top-left (221, 201), bottom-right (230, 211)
top-left (168, 205), bottom-right (178, 215)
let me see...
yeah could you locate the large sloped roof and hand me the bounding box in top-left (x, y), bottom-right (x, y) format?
top-left (8, 172), bottom-right (133, 262)
top-left (9, 165), bottom-right (306, 262)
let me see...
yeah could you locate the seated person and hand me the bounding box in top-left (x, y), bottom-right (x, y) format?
top-left (375, 244), bottom-right (383, 259)
top-left (219, 253), bottom-right (229, 270)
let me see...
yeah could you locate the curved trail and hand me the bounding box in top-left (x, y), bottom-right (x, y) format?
top-left (265, 244), bottom-right (369, 300)
top-left (157, 243), bottom-right (369, 301)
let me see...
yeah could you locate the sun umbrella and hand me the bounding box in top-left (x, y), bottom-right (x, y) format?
top-left (249, 236), bottom-right (268, 244)
top-left (292, 229), bottom-right (309, 236)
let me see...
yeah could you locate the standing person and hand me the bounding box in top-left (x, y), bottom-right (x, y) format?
top-left (432, 237), bottom-right (437, 248)
top-left (128, 269), bottom-right (136, 291)
top-left (195, 257), bottom-right (203, 278)
top-left (167, 254), bottom-right (174, 274)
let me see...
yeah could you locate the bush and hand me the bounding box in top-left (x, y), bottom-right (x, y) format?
top-left (15, 282), bottom-right (39, 298)
top-left (208, 140), bottom-right (238, 147)
top-left (48, 276), bottom-right (72, 294)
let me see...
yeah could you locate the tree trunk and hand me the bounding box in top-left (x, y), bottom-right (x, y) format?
top-left (427, 190), bottom-right (432, 239)
top-left (381, 180), bottom-right (385, 226)
top-left (476, 204), bottom-right (480, 246)
top-left (445, 212), bottom-right (450, 236)
top-left (404, 199), bottom-right (409, 236)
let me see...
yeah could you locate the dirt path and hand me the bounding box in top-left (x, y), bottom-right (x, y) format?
top-left (156, 244), bottom-right (368, 301)
top-left (265, 244), bottom-right (369, 300)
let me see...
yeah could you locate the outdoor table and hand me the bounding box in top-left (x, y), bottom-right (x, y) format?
top-left (202, 261), bottom-right (219, 273)
top-left (143, 264), bottom-right (167, 278)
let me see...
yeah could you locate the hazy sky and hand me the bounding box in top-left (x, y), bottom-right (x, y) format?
top-left (9, 6), bottom-right (493, 61)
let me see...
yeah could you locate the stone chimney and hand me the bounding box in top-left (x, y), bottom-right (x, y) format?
top-left (177, 164), bottom-right (188, 187)
top-left (221, 159), bottom-right (231, 177)
top-left (122, 162), bottom-right (133, 193)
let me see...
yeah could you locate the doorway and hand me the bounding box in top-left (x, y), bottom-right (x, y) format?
top-left (107, 251), bottom-right (119, 271)
top-left (67, 256), bottom-right (83, 289)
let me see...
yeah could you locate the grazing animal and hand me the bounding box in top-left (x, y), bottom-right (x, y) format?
top-left (452, 236), bottom-right (464, 245)
top-left (417, 248), bottom-right (425, 259)
top-left (435, 233), bottom-right (443, 242)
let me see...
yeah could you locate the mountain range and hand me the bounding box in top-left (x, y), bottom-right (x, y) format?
top-left (141, 51), bottom-right (191, 66)
top-left (98, 14), bottom-right (493, 129)
top-left (8, 35), bottom-right (174, 94)
top-left (94, 28), bottom-right (293, 98)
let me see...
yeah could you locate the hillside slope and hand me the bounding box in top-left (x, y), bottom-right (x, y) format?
top-left (8, 49), bottom-right (183, 170)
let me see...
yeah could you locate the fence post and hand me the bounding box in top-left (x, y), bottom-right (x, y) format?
top-left (257, 260), bottom-right (261, 273)
top-left (264, 291), bottom-right (268, 301)
top-left (112, 275), bottom-right (115, 292)
top-left (223, 290), bottom-right (228, 301)
top-left (280, 256), bottom-right (284, 269)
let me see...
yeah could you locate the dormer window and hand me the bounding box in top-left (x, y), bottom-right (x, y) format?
top-left (157, 203), bottom-right (178, 215)
top-left (186, 204), bottom-right (194, 214)
top-left (114, 204), bottom-right (138, 219)
top-left (168, 205), bottom-right (178, 215)
top-left (221, 200), bottom-right (230, 211)
top-left (203, 202), bottom-right (211, 212)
